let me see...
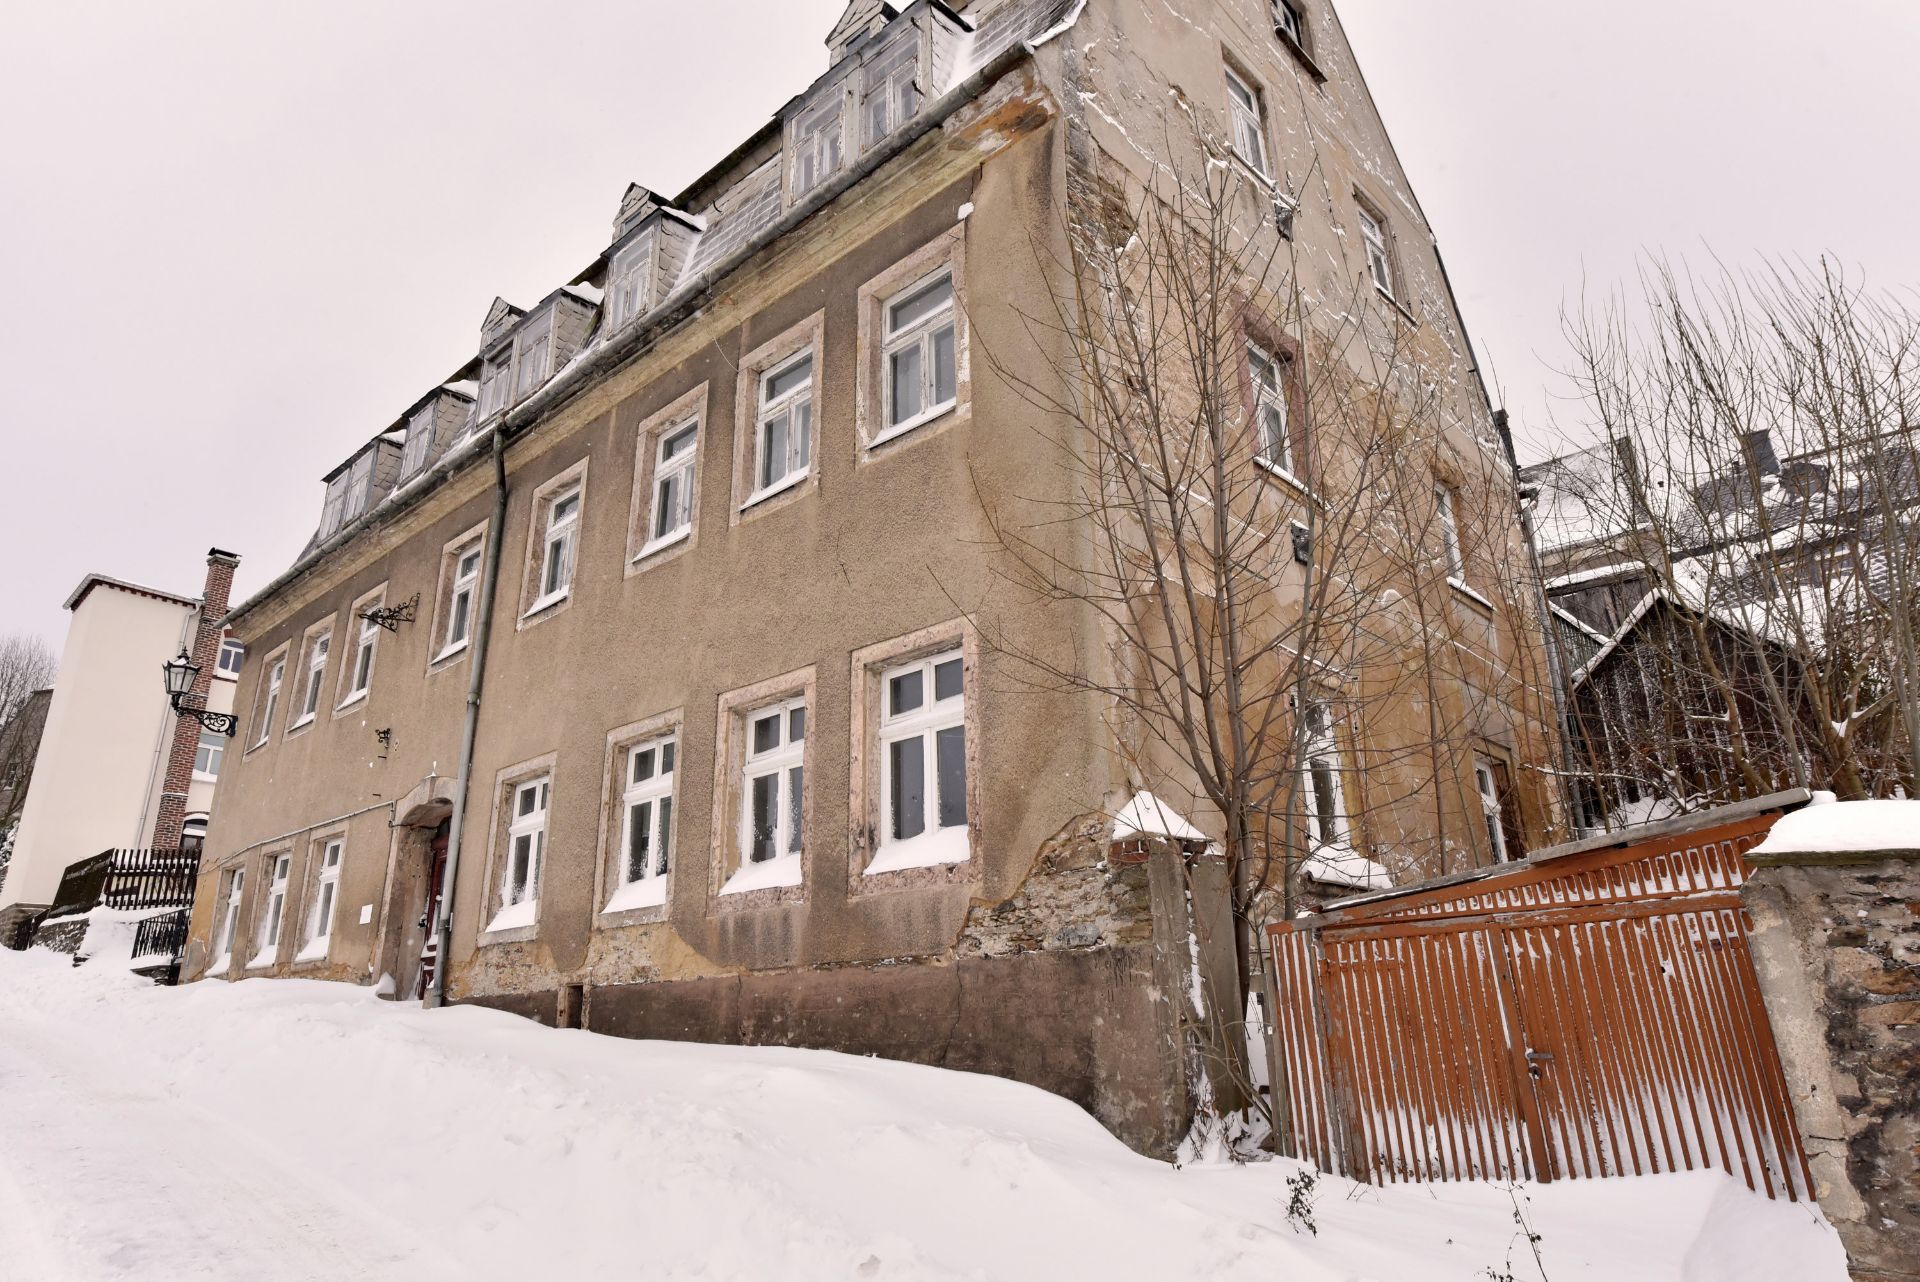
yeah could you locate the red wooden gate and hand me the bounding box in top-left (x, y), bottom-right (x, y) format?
top-left (1266, 805), bottom-right (1813, 1198)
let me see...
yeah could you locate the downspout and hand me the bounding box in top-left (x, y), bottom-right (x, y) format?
top-left (427, 426), bottom-right (509, 1009)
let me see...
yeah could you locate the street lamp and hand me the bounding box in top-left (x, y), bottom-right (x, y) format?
top-left (162, 648), bottom-right (238, 737)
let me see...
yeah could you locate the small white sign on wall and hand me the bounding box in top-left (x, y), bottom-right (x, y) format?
top-left (359, 904), bottom-right (373, 925)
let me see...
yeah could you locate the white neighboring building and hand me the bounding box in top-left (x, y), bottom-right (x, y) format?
top-left (0, 566), bottom-right (240, 927)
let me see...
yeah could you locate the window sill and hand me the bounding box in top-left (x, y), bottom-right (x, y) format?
top-left (522, 588), bottom-right (571, 621)
top-left (1375, 285), bottom-right (1418, 327)
top-left (294, 938), bottom-right (330, 964)
top-left (720, 852), bottom-right (803, 896)
top-left (335, 689), bottom-right (368, 713)
top-left (1253, 456), bottom-right (1316, 501)
top-left (740, 469), bottom-right (810, 513)
top-left (633, 526), bottom-right (692, 563)
top-left (1449, 577), bottom-right (1495, 614)
top-left (245, 949), bottom-right (278, 971)
top-left (431, 639), bottom-right (471, 666)
top-left (286, 714), bottom-right (315, 734)
top-left (1231, 154), bottom-right (1274, 191)
top-left (864, 828), bottom-right (970, 877)
top-left (868, 402), bottom-right (957, 451)
top-left (192, 771), bottom-right (219, 786)
top-left (483, 900), bottom-right (539, 940)
top-left (602, 878), bottom-right (669, 915)
top-left (206, 955), bottom-right (231, 978)
top-left (1275, 29), bottom-right (1328, 83)
top-left (213, 672), bottom-right (239, 683)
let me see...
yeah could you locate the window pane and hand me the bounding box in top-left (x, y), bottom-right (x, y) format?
top-left (518, 786), bottom-right (538, 817)
top-left (889, 668), bottom-right (923, 717)
top-left (662, 426), bottom-right (696, 459)
top-left (661, 741), bottom-right (676, 775)
top-left (933, 658), bottom-right (962, 702)
top-left (889, 278), bottom-right (952, 333)
top-left (753, 714), bottom-right (780, 755)
top-left (449, 592), bottom-right (471, 644)
top-left (627, 801), bottom-right (653, 882)
top-left (787, 765), bottom-right (805, 852)
top-left (937, 725), bottom-right (967, 829)
top-left (633, 747), bottom-right (656, 782)
top-left (889, 345), bottom-right (924, 425)
top-left (932, 325), bottom-right (956, 406)
top-left (788, 706), bottom-right (806, 742)
top-left (1310, 759), bottom-right (1338, 843)
top-left (511, 833), bottom-right (532, 897)
top-left (762, 413), bottom-right (789, 488)
top-left (767, 357), bottom-right (811, 401)
top-left (794, 400), bottom-right (811, 471)
top-left (317, 883), bottom-right (335, 936)
top-left (890, 735), bottom-right (926, 841)
top-left (750, 774), bottom-right (778, 862)
top-left (657, 797), bottom-right (673, 877)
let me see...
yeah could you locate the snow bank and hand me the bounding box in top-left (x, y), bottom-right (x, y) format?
top-left (1753, 797), bottom-right (1920, 855)
top-left (0, 950), bottom-right (1847, 1282)
top-left (1111, 790), bottom-right (1206, 842)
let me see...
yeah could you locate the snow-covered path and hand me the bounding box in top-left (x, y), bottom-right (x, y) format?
top-left (0, 949), bottom-right (1848, 1282)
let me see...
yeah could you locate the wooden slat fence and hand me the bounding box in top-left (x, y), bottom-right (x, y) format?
top-left (1266, 808), bottom-right (1812, 1199)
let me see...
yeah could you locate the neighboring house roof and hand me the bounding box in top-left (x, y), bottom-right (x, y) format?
top-left (1550, 604), bottom-right (1608, 676)
top-left (62, 573), bottom-right (198, 614)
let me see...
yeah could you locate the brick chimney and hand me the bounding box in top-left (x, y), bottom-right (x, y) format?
top-left (151, 548), bottom-right (240, 851)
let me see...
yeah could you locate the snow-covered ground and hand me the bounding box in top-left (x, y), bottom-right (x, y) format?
top-left (0, 951), bottom-right (1847, 1282)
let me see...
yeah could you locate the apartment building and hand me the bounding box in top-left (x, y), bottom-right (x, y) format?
top-left (186, 0), bottom-right (1561, 1155)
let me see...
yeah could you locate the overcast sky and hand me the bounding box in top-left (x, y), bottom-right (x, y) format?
top-left (3, 1), bottom-right (1916, 651)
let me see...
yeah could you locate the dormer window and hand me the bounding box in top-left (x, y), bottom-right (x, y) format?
top-left (515, 325), bottom-right (552, 398)
top-left (479, 355), bottom-right (512, 419)
top-left (863, 63), bottom-right (918, 146)
top-left (1273, 0), bottom-right (1307, 50)
top-left (401, 404), bottom-right (435, 477)
top-left (608, 239), bottom-right (651, 330)
top-left (320, 475), bottom-right (349, 539)
top-left (793, 97), bottom-right (846, 197)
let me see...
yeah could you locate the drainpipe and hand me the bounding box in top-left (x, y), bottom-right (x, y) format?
top-left (427, 427), bottom-right (510, 1008)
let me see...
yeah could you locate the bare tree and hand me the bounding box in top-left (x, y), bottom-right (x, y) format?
top-left (0, 633), bottom-right (58, 887)
top-left (0, 633), bottom-right (57, 731)
top-left (1557, 259), bottom-right (1920, 820)
top-left (968, 131), bottom-right (1562, 1141)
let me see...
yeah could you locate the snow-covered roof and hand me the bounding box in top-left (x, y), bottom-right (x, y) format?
top-left (1752, 796), bottom-right (1920, 856)
top-left (63, 573), bottom-right (198, 614)
top-left (1301, 847), bottom-right (1392, 891)
top-left (1110, 792), bottom-right (1205, 843)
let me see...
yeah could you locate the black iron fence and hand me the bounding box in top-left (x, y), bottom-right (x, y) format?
top-left (100, 849), bottom-right (201, 911)
top-left (131, 910), bottom-right (191, 971)
top-left (40, 848), bottom-right (201, 982)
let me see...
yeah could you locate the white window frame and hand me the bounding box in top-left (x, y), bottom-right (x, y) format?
top-left (863, 64), bottom-right (918, 146)
top-left (751, 352), bottom-right (814, 501)
top-left (878, 271), bottom-right (958, 443)
top-left (250, 853), bottom-right (291, 968)
top-left (607, 734), bottom-right (677, 912)
top-left (216, 638), bottom-right (245, 678)
top-left (255, 657), bottom-right (285, 746)
top-left (496, 777), bottom-right (550, 924)
top-left (300, 839), bottom-right (343, 959)
top-left (870, 650), bottom-right (969, 874)
top-left (211, 866), bottom-right (245, 973)
top-left (341, 606), bottom-right (379, 707)
top-left (320, 474), bottom-right (349, 539)
top-left (341, 453), bottom-right (374, 527)
top-left (1225, 66), bottom-right (1269, 178)
top-left (401, 404), bottom-right (435, 477)
top-left (643, 422), bottom-right (699, 553)
top-left (1436, 483), bottom-right (1466, 582)
top-left (515, 326), bottom-right (552, 398)
top-left (1301, 700), bottom-right (1350, 851)
top-left (1273, 0), bottom-right (1306, 48)
top-left (738, 698), bottom-right (807, 870)
top-left (479, 356), bottom-right (512, 418)
top-left (793, 99), bottom-right (846, 196)
top-left (292, 631), bottom-right (330, 729)
top-left (530, 487), bottom-right (581, 613)
top-left (442, 542), bottom-right (483, 657)
top-left (1249, 343), bottom-right (1294, 476)
top-left (1475, 759), bottom-right (1511, 864)
top-left (608, 245), bottom-right (649, 330)
top-left (193, 728), bottom-right (225, 782)
top-left (1358, 201), bottom-right (1397, 300)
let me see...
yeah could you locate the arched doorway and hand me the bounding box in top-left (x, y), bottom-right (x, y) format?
top-left (377, 778), bottom-right (458, 1000)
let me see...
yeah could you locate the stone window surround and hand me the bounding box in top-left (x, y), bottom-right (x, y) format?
top-left (476, 750), bottom-right (561, 946)
top-left (708, 666), bottom-right (816, 911)
top-left (729, 312), bottom-right (827, 526)
top-left (288, 823), bottom-right (350, 970)
top-left (624, 383), bottom-right (710, 575)
top-left (284, 614), bottom-right (340, 741)
top-left (590, 707), bottom-right (685, 929)
top-left (332, 581), bottom-right (389, 717)
top-left (517, 457), bottom-right (591, 630)
top-left (245, 639), bottom-right (292, 754)
top-left (1234, 307), bottom-right (1311, 496)
top-left (1352, 186), bottom-right (1416, 324)
top-left (854, 226), bottom-right (971, 462)
top-left (847, 620), bottom-right (981, 895)
top-left (427, 519), bottom-right (491, 673)
top-left (1220, 52), bottom-right (1273, 187)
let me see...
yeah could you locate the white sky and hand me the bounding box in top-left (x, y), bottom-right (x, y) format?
top-left (3, 0), bottom-right (1916, 650)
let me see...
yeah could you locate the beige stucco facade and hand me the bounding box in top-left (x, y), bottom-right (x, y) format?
top-left (1, 578), bottom-right (236, 914)
top-left (184, 0), bottom-right (1563, 1154)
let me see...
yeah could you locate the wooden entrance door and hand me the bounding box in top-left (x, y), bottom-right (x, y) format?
top-left (414, 822), bottom-right (450, 999)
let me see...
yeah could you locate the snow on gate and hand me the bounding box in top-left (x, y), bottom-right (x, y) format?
top-left (1265, 797), bottom-right (1814, 1199)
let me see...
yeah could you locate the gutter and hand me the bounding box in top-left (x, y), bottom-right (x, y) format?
top-left (223, 36), bottom-right (1044, 632)
top-left (427, 427), bottom-right (509, 1009)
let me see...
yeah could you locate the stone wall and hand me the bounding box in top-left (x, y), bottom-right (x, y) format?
top-left (1742, 848), bottom-right (1920, 1282)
